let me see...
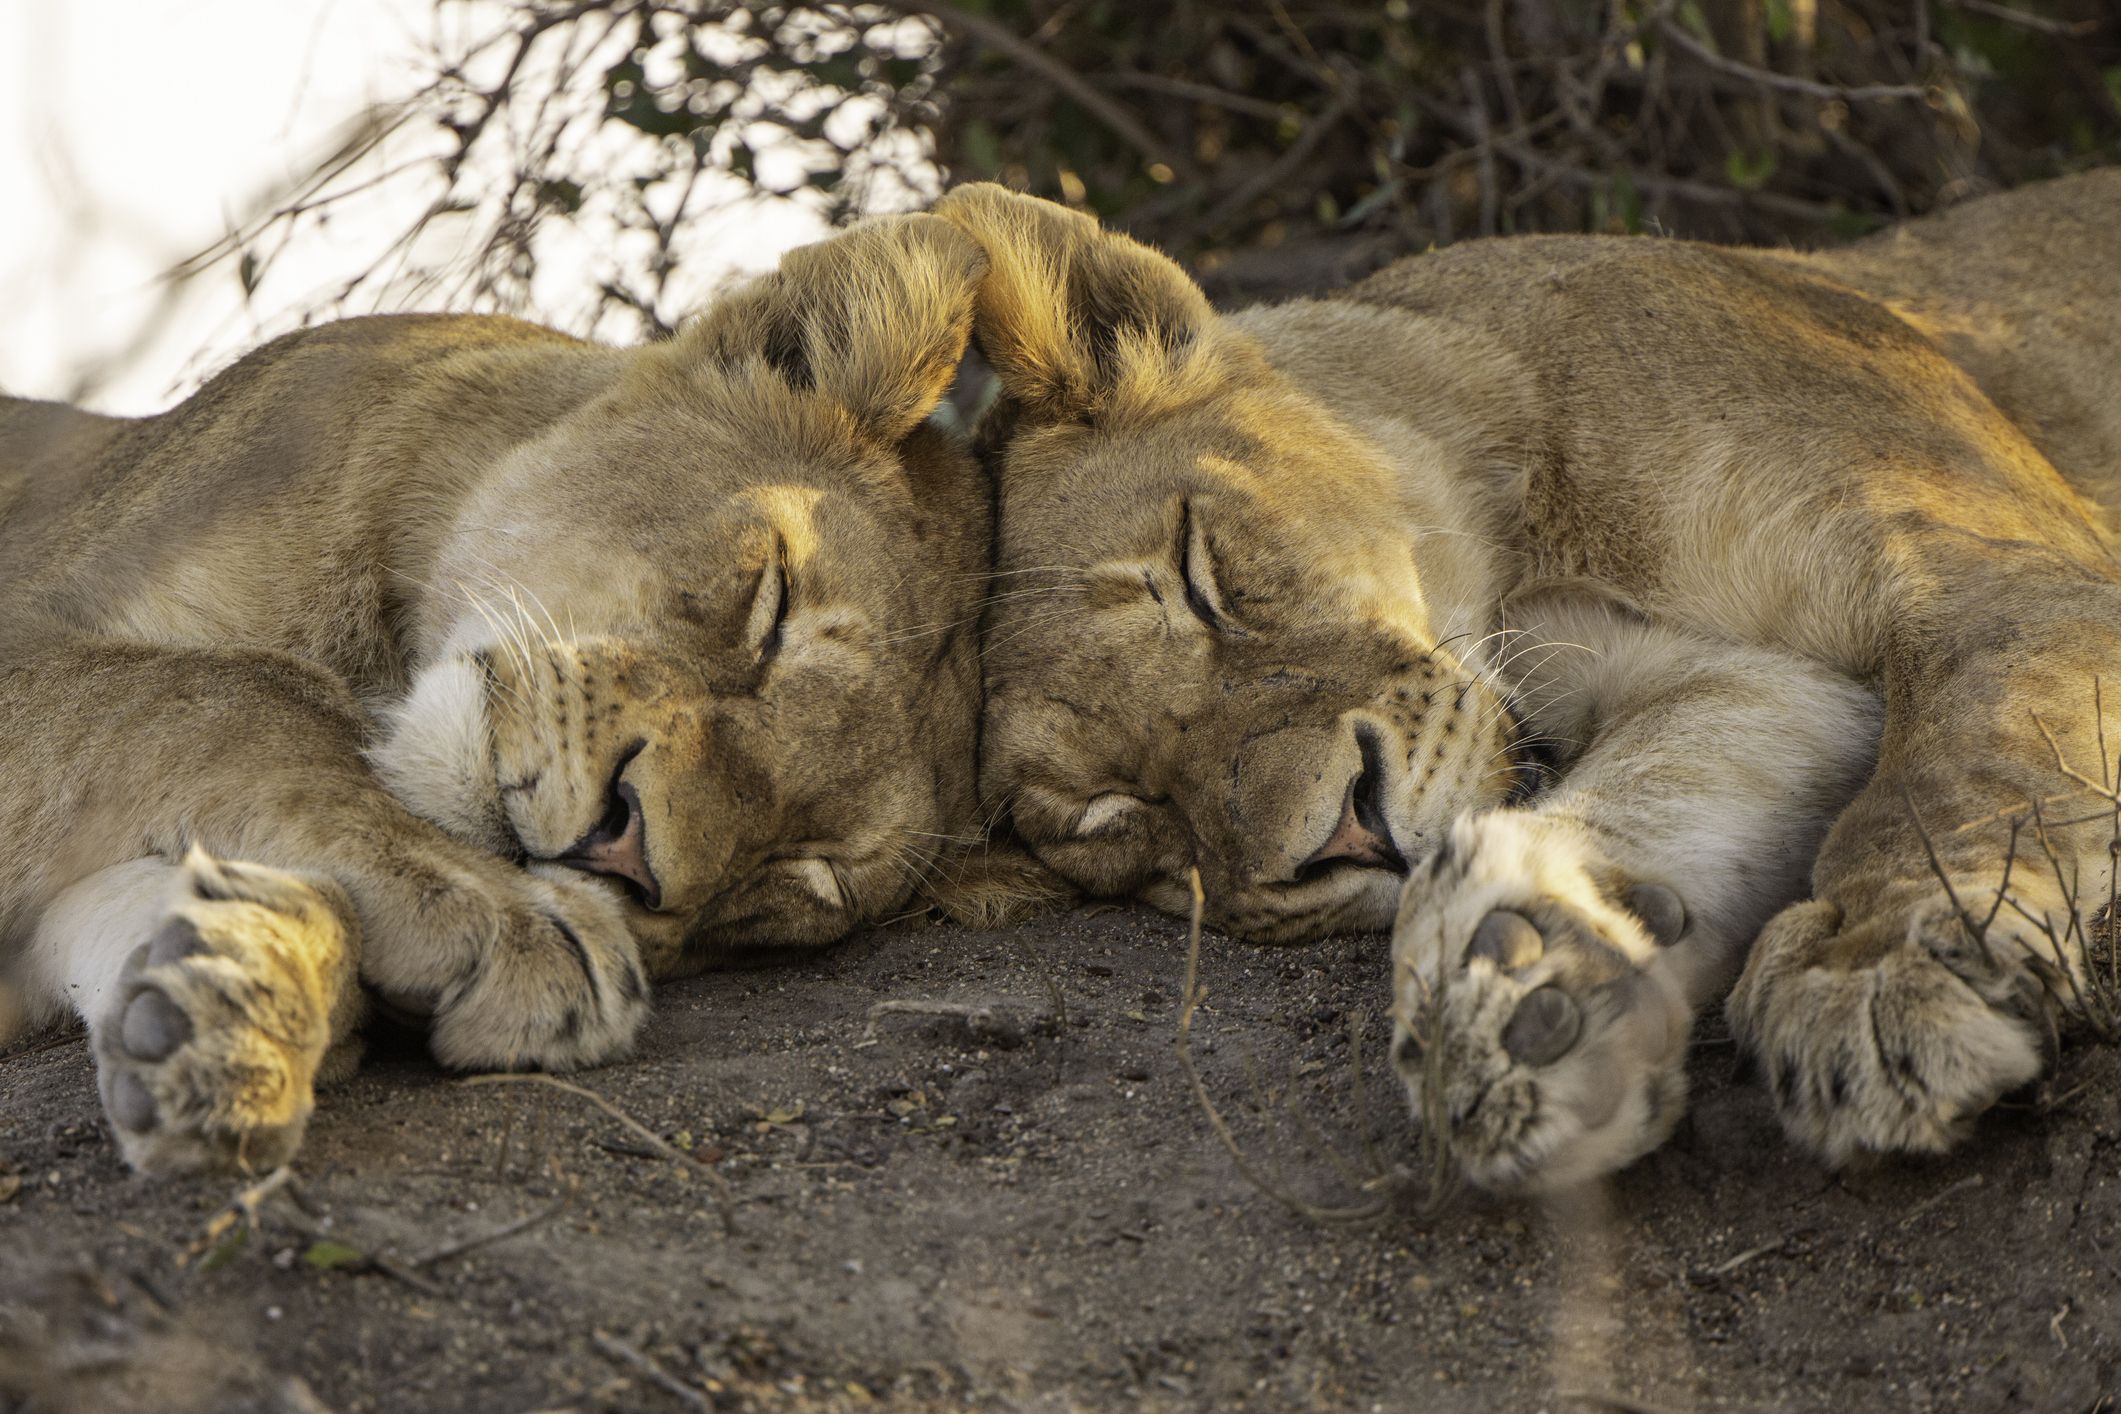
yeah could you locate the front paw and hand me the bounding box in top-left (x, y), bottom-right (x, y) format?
top-left (95, 851), bottom-right (361, 1176)
top-left (1728, 889), bottom-right (2053, 1165)
top-left (421, 863), bottom-right (651, 1073)
top-left (1389, 811), bottom-right (1696, 1193)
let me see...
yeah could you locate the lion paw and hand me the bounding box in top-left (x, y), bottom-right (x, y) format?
top-left (1728, 892), bottom-right (2053, 1165)
top-left (1389, 811), bottom-right (1696, 1193)
top-left (94, 851), bottom-right (362, 1176)
top-left (414, 862), bottom-right (652, 1073)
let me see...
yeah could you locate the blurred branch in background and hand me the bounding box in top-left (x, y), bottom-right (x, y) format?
top-left (213, 0), bottom-right (2121, 330)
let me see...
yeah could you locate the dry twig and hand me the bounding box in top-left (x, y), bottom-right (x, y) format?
top-left (1173, 868), bottom-right (1394, 1222)
top-left (460, 1073), bottom-right (737, 1232)
top-left (592, 1330), bottom-right (712, 1410)
top-left (410, 1197), bottom-right (571, 1270)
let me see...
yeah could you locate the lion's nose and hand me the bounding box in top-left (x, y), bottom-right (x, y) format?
top-left (1294, 728), bottom-right (1408, 880)
top-left (557, 779), bottom-right (663, 909)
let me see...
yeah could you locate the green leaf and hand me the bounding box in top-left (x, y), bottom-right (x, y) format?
top-left (961, 119), bottom-right (1002, 177)
top-left (1724, 148), bottom-right (1778, 190)
top-left (302, 1241), bottom-right (367, 1271)
top-left (1764, 0), bottom-right (1794, 44)
top-left (1827, 206), bottom-right (1883, 240)
top-left (1589, 169), bottom-right (1644, 234)
top-left (535, 178), bottom-right (584, 214)
top-left (805, 53), bottom-right (865, 91)
top-left (197, 1224), bottom-right (250, 1273)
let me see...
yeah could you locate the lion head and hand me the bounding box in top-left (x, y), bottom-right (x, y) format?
top-left (934, 186), bottom-right (1529, 942)
top-left (370, 215), bottom-right (990, 972)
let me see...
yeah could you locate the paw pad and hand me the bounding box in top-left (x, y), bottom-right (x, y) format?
top-left (109, 1071), bottom-right (157, 1132)
top-left (1625, 882), bottom-right (1687, 946)
top-left (120, 989), bottom-right (191, 1060)
top-left (92, 854), bottom-right (356, 1176)
top-left (1502, 984), bottom-right (1583, 1067)
top-left (1470, 909), bottom-right (1543, 969)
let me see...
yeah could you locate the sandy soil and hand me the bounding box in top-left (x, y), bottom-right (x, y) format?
top-left (3, 904), bottom-right (2118, 1412)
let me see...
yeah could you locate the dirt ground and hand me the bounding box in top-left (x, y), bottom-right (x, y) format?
top-left (2, 903), bottom-right (2117, 1413)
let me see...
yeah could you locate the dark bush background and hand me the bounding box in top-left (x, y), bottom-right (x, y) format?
top-left (240, 0), bottom-right (2121, 324)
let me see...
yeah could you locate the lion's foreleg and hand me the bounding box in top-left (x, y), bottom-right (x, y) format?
top-left (0, 637), bottom-right (649, 1171)
top-left (20, 855), bottom-right (367, 1174)
top-left (1732, 556), bottom-right (2121, 1163)
top-left (1391, 606), bottom-right (1880, 1191)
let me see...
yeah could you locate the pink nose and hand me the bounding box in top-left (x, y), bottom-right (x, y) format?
top-left (560, 783), bottom-right (662, 908)
top-left (1296, 773), bottom-right (1408, 877)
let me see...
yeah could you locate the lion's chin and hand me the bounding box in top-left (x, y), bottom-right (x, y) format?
top-left (367, 654), bottom-right (513, 856)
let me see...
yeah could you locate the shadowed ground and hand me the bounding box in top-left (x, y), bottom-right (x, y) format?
top-left (3, 905), bottom-right (2117, 1411)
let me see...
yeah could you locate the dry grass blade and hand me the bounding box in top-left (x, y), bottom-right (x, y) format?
top-left (181, 1166), bottom-right (297, 1268)
top-left (1906, 688), bottom-right (2121, 1047)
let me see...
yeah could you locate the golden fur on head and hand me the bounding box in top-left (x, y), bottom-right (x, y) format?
top-left (0, 212), bottom-right (993, 1175)
top-left (369, 213), bottom-right (998, 968)
top-left (935, 183), bottom-right (1522, 942)
top-left (679, 212), bottom-right (986, 444)
top-left (932, 185), bottom-right (1220, 422)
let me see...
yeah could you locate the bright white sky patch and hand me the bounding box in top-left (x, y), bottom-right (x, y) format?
top-left (0, 0), bottom-right (824, 414)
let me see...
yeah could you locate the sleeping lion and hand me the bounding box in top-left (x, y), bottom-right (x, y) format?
top-left (0, 214), bottom-right (990, 1175)
top-left (937, 171), bottom-right (2121, 1192)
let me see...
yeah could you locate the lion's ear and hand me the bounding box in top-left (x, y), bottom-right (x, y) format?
top-left (687, 213), bottom-right (987, 444)
top-left (931, 183), bottom-right (1212, 421)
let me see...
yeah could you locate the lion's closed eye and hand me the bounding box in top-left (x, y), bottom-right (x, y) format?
top-left (1175, 500), bottom-right (1237, 632)
top-left (746, 539), bottom-right (792, 665)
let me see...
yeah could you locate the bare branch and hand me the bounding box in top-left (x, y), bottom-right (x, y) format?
top-left (889, 0), bottom-right (1201, 183)
top-left (1655, 17), bottom-right (1928, 103)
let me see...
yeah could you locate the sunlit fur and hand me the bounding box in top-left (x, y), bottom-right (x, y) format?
top-left (940, 188), bottom-right (1529, 944)
top-left (939, 172), bottom-right (2121, 1191)
top-left (0, 214), bottom-right (991, 1174)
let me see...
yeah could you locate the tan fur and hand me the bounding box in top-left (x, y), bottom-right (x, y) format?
top-left (938, 172), bottom-right (2121, 1190)
top-left (0, 215), bottom-right (992, 1174)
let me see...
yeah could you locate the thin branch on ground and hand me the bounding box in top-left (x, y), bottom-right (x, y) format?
top-left (410, 1196), bottom-right (572, 1270)
top-left (1173, 867), bottom-right (1393, 1223)
top-left (592, 1330), bottom-right (713, 1410)
top-left (460, 1073), bottom-right (736, 1232)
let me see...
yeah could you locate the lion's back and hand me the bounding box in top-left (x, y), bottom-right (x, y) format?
top-left (0, 313), bottom-right (597, 666)
top-left (1345, 170), bottom-right (2121, 513)
top-left (1803, 169), bottom-right (2121, 507)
